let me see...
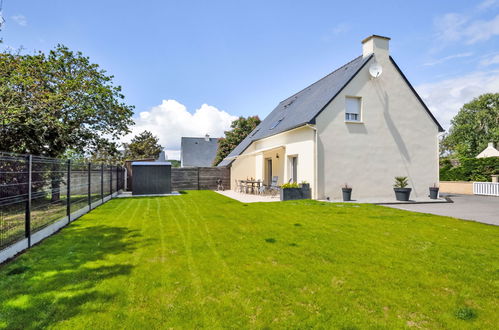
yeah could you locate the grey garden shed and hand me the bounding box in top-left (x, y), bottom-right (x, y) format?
top-left (131, 162), bottom-right (172, 195)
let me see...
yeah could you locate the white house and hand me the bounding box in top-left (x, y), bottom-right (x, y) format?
top-left (218, 35), bottom-right (444, 200)
top-left (476, 142), bottom-right (499, 158)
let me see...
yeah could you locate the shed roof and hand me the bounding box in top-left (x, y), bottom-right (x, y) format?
top-left (132, 161), bottom-right (171, 166)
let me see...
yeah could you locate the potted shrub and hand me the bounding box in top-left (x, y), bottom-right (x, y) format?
top-left (393, 176), bottom-right (412, 201)
top-left (429, 183), bottom-right (439, 199)
top-left (280, 182), bottom-right (302, 201)
top-left (341, 183), bottom-right (352, 201)
top-left (300, 181), bottom-right (310, 190)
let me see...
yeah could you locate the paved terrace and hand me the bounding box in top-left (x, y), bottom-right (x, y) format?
top-left (216, 190), bottom-right (448, 204)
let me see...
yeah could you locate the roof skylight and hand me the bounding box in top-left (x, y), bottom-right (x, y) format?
top-left (269, 118), bottom-right (284, 130)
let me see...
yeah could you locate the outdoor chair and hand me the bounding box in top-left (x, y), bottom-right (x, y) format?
top-left (258, 184), bottom-right (267, 195)
top-left (216, 179), bottom-right (224, 191)
top-left (269, 176), bottom-right (280, 196)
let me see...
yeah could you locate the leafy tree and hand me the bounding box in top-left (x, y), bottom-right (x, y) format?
top-left (440, 157), bottom-right (499, 182)
top-left (213, 116), bottom-right (261, 166)
top-left (88, 142), bottom-right (123, 164)
top-left (169, 160), bottom-right (181, 168)
top-left (442, 93), bottom-right (499, 158)
top-left (124, 130), bottom-right (163, 160)
top-left (0, 45), bottom-right (134, 158)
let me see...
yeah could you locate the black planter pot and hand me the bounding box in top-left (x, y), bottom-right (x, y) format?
top-left (342, 188), bottom-right (352, 201)
top-left (394, 188), bottom-right (412, 201)
top-left (429, 187), bottom-right (439, 199)
top-left (301, 186), bottom-right (312, 199)
top-left (280, 188), bottom-right (302, 201)
top-left (280, 186), bottom-right (312, 201)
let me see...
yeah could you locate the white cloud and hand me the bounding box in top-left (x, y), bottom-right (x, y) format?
top-left (332, 23), bottom-right (349, 35)
top-left (465, 14), bottom-right (499, 44)
top-left (478, 0), bottom-right (498, 10)
top-left (480, 53), bottom-right (499, 66)
top-left (434, 13), bottom-right (469, 43)
top-left (434, 12), bottom-right (499, 45)
top-left (423, 52), bottom-right (473, 66)
top-left (416, 70), bottom-right (499, 129)
top-left (11, 14), bottom-right (27, 26)
top-left (321, 23), bottom-right (349, 42)
top-left (123, 100), bottom-right (237, 160)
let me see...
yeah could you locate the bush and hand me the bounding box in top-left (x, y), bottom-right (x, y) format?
top-left (440, 157), bottom-right (499, 181)
top-left (393, 176), bottom-right (409, 188)
top-left (281, 182), bottom-right (300, 189)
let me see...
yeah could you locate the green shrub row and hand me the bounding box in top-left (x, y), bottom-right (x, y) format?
top-left (440, 157), bottom-right (499, 182)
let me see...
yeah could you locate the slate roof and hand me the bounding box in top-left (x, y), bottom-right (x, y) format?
top-left (181, 137), bottom-right (219, 167)
top-left (218, 55), bottom-right (373, 166)
top-left (218, 53), bottom-right (444, 167)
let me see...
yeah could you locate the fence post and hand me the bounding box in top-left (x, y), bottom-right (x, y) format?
top-left (197, 167), bottom-right (200, 190)
top-left (110, 165), bottom-right (113, 196)
top-left (116, 166), bottom-right (119, 193)
top-left (67, 159), bottom-right (71, 223)
top-left (25, 154), bottom-right (32, 247)
top-left (101, 164), bottom-right (104, 203)
top-left (88, 162), bottom-right (91, 211)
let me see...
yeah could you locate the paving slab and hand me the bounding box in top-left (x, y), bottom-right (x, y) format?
top-left (215, 190), bottom-right (280, 203)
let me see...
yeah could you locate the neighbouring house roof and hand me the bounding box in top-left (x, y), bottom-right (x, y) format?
top-left (181, 137), bottom-right (219, 167)
top-left (218, 53), bottom-right (444, 167)
top-left (476, 142), bottom-right (499, 158)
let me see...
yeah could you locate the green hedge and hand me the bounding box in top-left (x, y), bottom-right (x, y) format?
top-left (440, 157), bottom-right (499, 182)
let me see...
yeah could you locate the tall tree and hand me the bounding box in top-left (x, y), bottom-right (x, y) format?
top-left (0, 45), bottom-right (134, 157)
top-left (124, 130), bottom-right (163, 160)
top-left (213, 116), bottom-right (261, 166)
top-left (442, 93), bottom-right (499, 158)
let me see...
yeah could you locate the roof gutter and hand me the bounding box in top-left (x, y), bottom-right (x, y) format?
top-left (306, 124), bottom-right (318, 199)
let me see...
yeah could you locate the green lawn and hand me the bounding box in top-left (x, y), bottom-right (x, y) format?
top-left (0, 191), bottom-right (498, 329)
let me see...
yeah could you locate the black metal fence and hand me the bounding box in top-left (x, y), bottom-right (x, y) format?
top-left (0, 152), bottom-right (125, 250)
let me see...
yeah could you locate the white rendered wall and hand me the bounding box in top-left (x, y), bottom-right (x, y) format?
top-left (316, 52), bottom-right (440, 199)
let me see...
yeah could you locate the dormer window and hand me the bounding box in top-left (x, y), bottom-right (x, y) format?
top-left (345, 96), bottom-right (361, 122)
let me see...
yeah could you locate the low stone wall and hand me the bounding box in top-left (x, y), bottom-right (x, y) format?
top-left (439, 181), bottom-right (473, 195)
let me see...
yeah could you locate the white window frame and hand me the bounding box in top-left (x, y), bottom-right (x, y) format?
top-left (345, 96), bottom-right (362, 123)
top-left (288, 155), bottom-right (298, 183)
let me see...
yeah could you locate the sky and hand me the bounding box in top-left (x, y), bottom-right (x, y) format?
top-left (2, 0), bottom-right (499, 159)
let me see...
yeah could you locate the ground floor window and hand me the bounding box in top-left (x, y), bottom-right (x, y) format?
top-left (289, 156), bottom-right (298, 183)
top-left (265, 158), bottom-right (272, 185)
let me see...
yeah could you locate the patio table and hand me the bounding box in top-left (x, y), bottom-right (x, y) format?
top-left (240, 180), bottom-right (262, 194)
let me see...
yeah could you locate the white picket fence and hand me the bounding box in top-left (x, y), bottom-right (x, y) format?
top-left (473, 182), bottom-right (499, 196)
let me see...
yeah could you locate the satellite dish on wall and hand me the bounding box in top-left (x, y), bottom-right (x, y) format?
top-left (369, 62), bottom-right (382, 78)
